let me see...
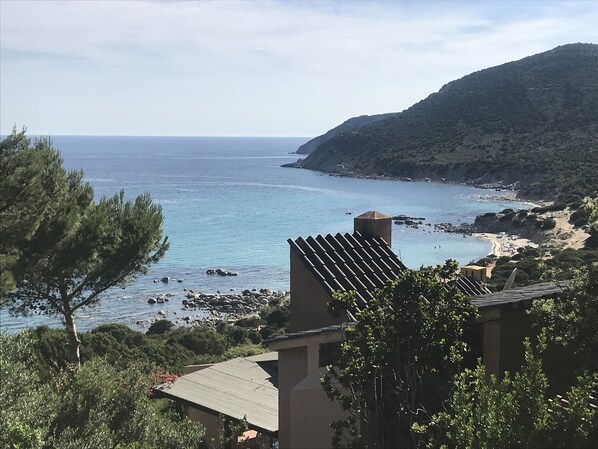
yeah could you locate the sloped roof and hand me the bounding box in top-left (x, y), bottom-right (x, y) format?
top-left (449, 276), bottom-right (492, 296)
top-left (152, 352), bottom-right (278, 434)
top-left (289, 231), bottom-right (490, 306)
top-left (472, 280), bottom-right (571, 310)
top-left (289, 231), bottom-right (407, 307)
top-left (267, 323), bottom-right (354, 349)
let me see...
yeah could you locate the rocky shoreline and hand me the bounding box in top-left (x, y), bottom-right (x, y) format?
top-left (282, 162), bottom-right (522, 195)
top-left (138, 286), bottom-right (289, 330)
top-left (424, 204), bottom-right (590, 257)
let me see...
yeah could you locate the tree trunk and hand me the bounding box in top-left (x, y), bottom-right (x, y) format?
top-left (63, 310), bottom-right (81, 368)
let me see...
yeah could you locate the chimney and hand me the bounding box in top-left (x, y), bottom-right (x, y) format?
top-left (354, 211), bottom-right (392, 247)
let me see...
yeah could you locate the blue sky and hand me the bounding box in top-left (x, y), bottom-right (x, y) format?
top-left (1, 0), bottom-right (597, 137)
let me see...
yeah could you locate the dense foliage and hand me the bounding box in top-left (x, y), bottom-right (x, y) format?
top-left (295, 113), bottom-right (397, 155)
top-left (481, 246), bottom-right (598, 291)
top-left (324, 258), bottom-right (598, 448)
top-left (322, 262), bottom-right (478, 449)
top-left (531, 263), bottom-right (598, 373)
top-left (301, 44), bottom-right (598, 200)
top-left (1, 130), bottom-right (169, 366)
top-left (28, 322), bottom-right (267, 375)
top-left (417, 339), bottom-right (597, 449)
top-left (580, 196), bottom-right (598, 236)
top-left (0, 131), bottom-right (73, 300)
top-left (0, 332), bottom-right (205, 449)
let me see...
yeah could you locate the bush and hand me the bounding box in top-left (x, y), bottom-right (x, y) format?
top-left (522, 246), bottom-right (541, 258)
top-left (167, 328), bottom-right (227, 356)
top-left (575, 217), bottom-right (589, 227)
top-left (499, 212), bottom-right (515, 222)
top-left (1, 332), bottom-right (59, 448)
top-left (512, 217), bottom-right (526, 227)
top-left (1, 332), bottom-right (205, 449)
top-left (259, 304), bottom-right (290, 339)
top-left (532, 203), bottom-right (567, 213)
top-left (146, 319), bottom-right (175, 335)
top-left (234, 316), bottom-right (263, 328)
top-left (33, 326), bottom-right (71, 372)
top-left (540, 218), bottom-right (557, 230)
top-left (51, 358), bottom-right (204, 448)
top-left (570, 210), bottom-right (587, 223)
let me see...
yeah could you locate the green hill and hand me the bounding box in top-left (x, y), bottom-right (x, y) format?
top-left (296, 113), bottom-right (397, 154)
top-left (297, 43), bottom-right (598, 200)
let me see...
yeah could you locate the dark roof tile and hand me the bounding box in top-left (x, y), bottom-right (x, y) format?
top-left (290, 231), bottom-right (408, 304)
top-left (290, 231), bottom-right (497, 305)
top-left (472, 280), bottom-right (571, 309)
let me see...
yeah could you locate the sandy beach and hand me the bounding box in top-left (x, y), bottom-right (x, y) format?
top-left (473, 207), bottom-right (588, 258)
top-left (473, 232), bottom-right (538, 257)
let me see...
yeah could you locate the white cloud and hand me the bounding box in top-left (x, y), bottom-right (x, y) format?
top-left (1, 0), bottom-right (597, 136)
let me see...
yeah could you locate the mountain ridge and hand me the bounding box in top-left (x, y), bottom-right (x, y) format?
top-left (295, 113), bottom-right (397, 154)
top-left (291, 43), bottom-right (598, 200)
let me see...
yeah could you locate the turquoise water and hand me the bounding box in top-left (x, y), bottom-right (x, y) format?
top-left (1, 136), bottom-right (528, 331)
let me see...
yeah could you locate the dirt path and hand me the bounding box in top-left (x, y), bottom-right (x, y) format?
top-left (543, 209), bottom-right (588, 250)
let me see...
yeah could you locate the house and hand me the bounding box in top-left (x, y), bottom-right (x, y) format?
top-left (461, 264), bottom-right (490, 282)
top-left (269, 211), bottom-right (570, 449)
top-left (156, 210), bottom-right (571, 449)
top-left (472, 280), bottom-right (570, 378)
top-left (152, 352), bottom-right (278, 447)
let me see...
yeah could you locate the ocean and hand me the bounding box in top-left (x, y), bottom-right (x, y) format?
top-left (1, 136), bottom-right (529, 332)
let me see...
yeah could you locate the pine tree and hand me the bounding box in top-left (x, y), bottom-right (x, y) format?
top-left (1, 129), bottom-right (169, 367)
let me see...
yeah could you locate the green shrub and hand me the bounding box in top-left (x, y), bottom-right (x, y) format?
top-left (540, 218), bottom-right (557, 230)
top-left (575, 217), bottom-right (589, 227)
top-left (234, 316), bottom-right (263, 328)
top-left (167, 328), bottom-right (226, 356)
top-left (512, 217), bottom-right (526, 227)
top-left (499, 212), bottom-right (515, 222)
top-left (146, 320), bottom-right (175, 335)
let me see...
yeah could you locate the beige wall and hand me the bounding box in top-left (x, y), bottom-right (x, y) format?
top-left (187, 406), bottom-right (222, 442)
top-left (276, 337), bottom-right (348, 449)
top-left (461, 266), bottom-right (488, 282)
top-left (278, 347), bottom-right (308, 449)
top-left (289, 368), bottom-right (345, 449)
top-left (290, 251), bottom-right (344, 332)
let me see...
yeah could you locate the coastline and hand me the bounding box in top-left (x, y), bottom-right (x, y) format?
top-left (472, 232), bottom-right (538, 257)
top-left (471, 208), bottom-right (588, 258)
top-left (282, 163), bottom-right (548, 204)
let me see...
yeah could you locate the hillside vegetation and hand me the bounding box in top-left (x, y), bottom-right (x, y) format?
top-left (296, 113), bottom-right (397, 154)
top-left (298, 44), bottom-right (598, 200)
